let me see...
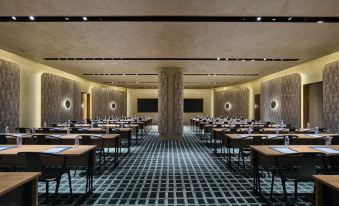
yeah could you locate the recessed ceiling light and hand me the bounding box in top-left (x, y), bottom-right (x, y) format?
top-left (208, 74), bottom-right (211, 77)
top-left (213, 74), bottom-right (216, 77)
top-left (11, 16), bottom-right (16, 20)
top-left (83, 17), bottom-right (87, 21)
top-left (65, 17), bottom-right (69, 21)
top-left (288, 17), bottom-right (292, 21)
top-left (317, 20), bottom-right (324, 23)
top-left (241, 59), bottom-right (246, 61)
top-left (257, 17), bottom-right (261, 21)
top-left (251, 59), bottom-right (255, 61)
top-left (272, 18), bottom-right (276, 21)
top-left (264, 58), bottom-right (267, 61)
top-left (29, 16), bottom-right (35, 21)
top-left (217, 57), bottom-right (220, 61)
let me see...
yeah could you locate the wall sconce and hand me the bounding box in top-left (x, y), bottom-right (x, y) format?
top-left (271, 100), bottom-right (277, 109)
top-left (110, 101), bottom-right (117, 110)
top-left (64, 99), bottom-right (71, 109)
top-left (224, 102), bottom-right (231, 110)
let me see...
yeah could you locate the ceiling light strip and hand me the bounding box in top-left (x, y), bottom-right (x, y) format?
top-left (1, 16), bottom-right (339, 23)
top-left (45, 57), bottom-right (299, 61)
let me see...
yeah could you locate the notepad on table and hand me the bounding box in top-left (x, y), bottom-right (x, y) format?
top-left (310, 146), bottom-right (339, 154)
top-left (0, 146), bottom-right (15, 151)
top-left (48, 134), bottom-right (64, 138)
top-left (92, 134), bottom-right (103, 138)
top-left (305, 134), bottom-right (324, 138)
top-left (43, 146), bottom-right (72, 154)
top-left (238, 134), bottom-right (250, 138)
top-left (270, 146), bottom-right (297, 154)
top-left (12, 134), bottom-right (28, 137)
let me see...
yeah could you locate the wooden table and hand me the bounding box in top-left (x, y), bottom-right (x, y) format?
top-left (0, 145), bottom-right (96, 193)
top-left (250, 145), bottom-right (339, 195)
top-left (313, 175), bottom-right (339, 206)
top-left (0, 172), bottom-right (41, 206)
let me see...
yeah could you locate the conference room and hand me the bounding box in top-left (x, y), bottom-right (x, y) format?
top-left (0, 1), bottom-right (339, 206)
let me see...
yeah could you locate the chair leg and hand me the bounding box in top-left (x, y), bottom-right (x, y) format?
top-left (73, 169), bottom-right (77, 177)
top-left (281, 177), bottom-right (288, 203)
top-left (294, 181), bottom-right (298, 200)
top-left (270, 172), bottom-right (275, 199)
top-left (45, 181), bottom-right (49, 201)
top-left (67, 171), bottom-right (73, 198)
top-left (103, 148), bottom-right (107, 169)
top-left (55, 177), bottom-right (61, 195)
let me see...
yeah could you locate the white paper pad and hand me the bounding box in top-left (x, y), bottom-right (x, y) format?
top-left (43, 146), bottom-right (72, 154)
top-left (267, 135), bottom-right (279, 138)
top-left (270, 146), bottom-right (297, 154)
top-left (12, 134), bottom-right (28, 137)
top-left (305, 134), bottom-right (324, 138)
top-left (238, 134), bottom-right (250, 138)
top-left (0, 146), bottom-right (15, 151)
top-left (311, 147), bottom-right (339, 154)
top-left (48, 134), bottom-right (64, 138)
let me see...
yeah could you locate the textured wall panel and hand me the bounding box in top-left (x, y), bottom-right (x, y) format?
top-left (41, 73), bottom-right (81, 124)
top-left (323, 61), bottom-right (339, 132)
top-left (91, 87), bottom-right (127, 118)
top-left (0, 58), bottom-right (20, 132)
top-left (158, 72), bottom-right (168, 134)
top-left (214, 88), bottom-right (249, 118)
top-left (260, 73), bottom-right (301, 127)
top-left (174, 72), bottom-right (183, 134)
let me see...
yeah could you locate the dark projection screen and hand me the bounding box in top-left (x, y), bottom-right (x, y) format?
top-left (184, 99), bottom-right (204, 113)
top-left (137, 98), bottom-right (158, 112)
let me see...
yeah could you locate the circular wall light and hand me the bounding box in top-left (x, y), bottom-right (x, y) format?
top-left (224, 103), bottom-right (231, 110)
top-left (271, 100), bottom-right (277, 109)
top-left (64, 99), bottom-right (71, 109)
top-left (110, 101), bottom-right (117, 110)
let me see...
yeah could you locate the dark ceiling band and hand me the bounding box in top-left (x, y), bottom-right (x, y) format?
top-left (1, 16), bottom-right (339, 23)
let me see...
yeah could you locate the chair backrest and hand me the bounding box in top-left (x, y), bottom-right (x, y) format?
top-left (34, 135), bottom-right (48, 145)
top-left (18, 152), bottom-right (67, 175)
top-left (331, 136), bottom-right (339, 145)
top-left (240, 136), bottom-right (267, 148)
top-left (275, 152), bottom-right (325, 181)
top-left (81, 135), bottom-right (92, 145)
top-left (15, 128), bottom-right (29, 133)
top-left (0, 135), bottom-right (8, 144)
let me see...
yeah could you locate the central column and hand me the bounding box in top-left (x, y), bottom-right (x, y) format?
top-left (158, 68), bottom-right (183, 140)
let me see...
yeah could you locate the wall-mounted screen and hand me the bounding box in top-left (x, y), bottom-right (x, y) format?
top-left (137, 98), bottom-right (158, 112)
top-left (184, 99), bottom-right (203, 113)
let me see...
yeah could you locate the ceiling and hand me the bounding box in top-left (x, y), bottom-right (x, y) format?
top-left (0, 0), bottom-right (339, 88)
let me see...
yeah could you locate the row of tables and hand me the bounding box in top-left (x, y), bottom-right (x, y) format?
top-left (0, 118), bottom-right (153, 204)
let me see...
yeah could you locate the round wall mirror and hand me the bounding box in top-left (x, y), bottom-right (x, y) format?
top-left (271, 100), bottom-right (277, 109)
top-left (64, 100), bottom-right (71, 109)
top-left (224, 103), bottom-right (231, 110)
top-left (110, 102), bottom-right (116, 110)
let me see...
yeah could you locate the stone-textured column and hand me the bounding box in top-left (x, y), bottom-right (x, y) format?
top-left (158, 72), bottom-right (168, 134)
top-left (158, 68), bottom-right (183, 140)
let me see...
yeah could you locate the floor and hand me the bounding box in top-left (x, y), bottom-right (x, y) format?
top-left (39, 126), bottom-right (314, 205)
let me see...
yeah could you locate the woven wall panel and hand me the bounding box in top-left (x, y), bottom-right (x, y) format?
top-left (91, 87), bottom-right (127, 118)
top-left (260, 73), bottom-right (301, 127)
top-left (214, 88), bottom-right (249, 118)
top-left (41, 73), bottom-right (81, 124)
top-left (0, 58), bottom-right (20, 132)
top-left (174, 72), bottom-right (183, 134)
top-left (323, 61), bottom-right (339, 132)
top-left (158, 72), bottom-right (168, 134)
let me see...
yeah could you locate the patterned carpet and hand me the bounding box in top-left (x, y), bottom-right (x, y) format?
top-left (39, 126), bottom-right (314, 205)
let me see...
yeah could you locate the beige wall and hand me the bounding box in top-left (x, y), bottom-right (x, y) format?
top-left (0, 49), bottom-right (125, 127)
top-left (127, 89), bottom-right (159, 123)
top-left (215, 51), bottom-right (339, 126)
top-left (308, 82), bottom-right (324, 127)
top-left (127, 88), bottom-right (213, 124)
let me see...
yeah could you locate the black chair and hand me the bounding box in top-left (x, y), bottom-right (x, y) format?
top-left (238, 136), bottom-right (268, 168)
top-left (0, 135), bottom-right (8, 144)
top-left (270, 152), bottom-right (326, 201)
top-left (81, 135), bottom-right (106, 171)
top-left (15, 128), bottom-right (30, 133)
top-left (331, 136), bottom-right (339, 145)
top-left (32, 134), bottom-right (49, 145)
top-left (266, 135), bottom-right (298, 145)
top-left (18, 152), bottom-right (72, 201)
